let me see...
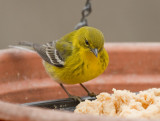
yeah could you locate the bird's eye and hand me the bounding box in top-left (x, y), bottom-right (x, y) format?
top-left (85, 40), bottom-right (89, 45)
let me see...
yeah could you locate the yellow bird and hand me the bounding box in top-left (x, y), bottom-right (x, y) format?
top-left (12, 26), bottom-right (109, 101)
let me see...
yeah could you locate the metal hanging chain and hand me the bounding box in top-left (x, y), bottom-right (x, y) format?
top-left (75, 0), bottom-right (92, 30)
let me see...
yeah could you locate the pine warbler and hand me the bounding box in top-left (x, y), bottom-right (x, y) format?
top-left (12, 26), bottom-right (109, 101)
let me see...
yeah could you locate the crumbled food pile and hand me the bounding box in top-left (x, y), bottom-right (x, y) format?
top-left (74, 88), bottom-right (160, 119)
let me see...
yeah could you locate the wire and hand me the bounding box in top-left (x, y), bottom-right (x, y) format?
top-left (74, 0), bottom-right (92, 30)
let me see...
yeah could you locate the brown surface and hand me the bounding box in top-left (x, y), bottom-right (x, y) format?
top-left (0, 100), bottom-right (155, 121)
top-left (0, 43), bottom-right (160, 121)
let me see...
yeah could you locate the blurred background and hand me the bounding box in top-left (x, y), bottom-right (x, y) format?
top-left (0, 0), bottom-right (160, 49)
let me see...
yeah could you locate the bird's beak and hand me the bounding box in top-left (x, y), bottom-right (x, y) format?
top-left (91, 48), bottom-right (98, 57)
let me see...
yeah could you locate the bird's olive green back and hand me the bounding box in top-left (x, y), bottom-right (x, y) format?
top-left (55, 30), bottom-right (76, 61)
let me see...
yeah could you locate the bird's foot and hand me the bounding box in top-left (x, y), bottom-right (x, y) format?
top-left (69, 95), bottom-right (82, 102)
top-left (88, 92), bottom-right (97, 97)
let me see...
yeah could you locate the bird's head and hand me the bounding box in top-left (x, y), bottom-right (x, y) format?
top-left (74, 26), bottom-right (105, 57)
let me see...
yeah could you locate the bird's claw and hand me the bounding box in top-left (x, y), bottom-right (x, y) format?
top-left (69, 95), bottom-right (82, 102)
top-left (88, 92), bottom-right (97, 97)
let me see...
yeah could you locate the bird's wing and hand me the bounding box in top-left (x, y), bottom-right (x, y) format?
top-left (33, 41), bottom-right (63, 67)
top-left (11, 31), bottom-right (75, 67)
top-left (33, 40), bottom-right (73, 67)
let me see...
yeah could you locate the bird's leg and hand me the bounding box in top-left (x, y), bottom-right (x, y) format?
top-left (59, 83), bottom-right (82, 102)
top-left (80, 83), bottom-right (97, 97)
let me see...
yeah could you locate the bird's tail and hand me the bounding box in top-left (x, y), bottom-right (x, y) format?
top-left (9, 41), bottom-right (35, 52)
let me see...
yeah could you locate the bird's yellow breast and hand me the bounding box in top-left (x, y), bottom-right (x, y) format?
top-left (44, 48), bottom-right (109, 84)
top-left (81, 51), bottom-right (102, 78)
